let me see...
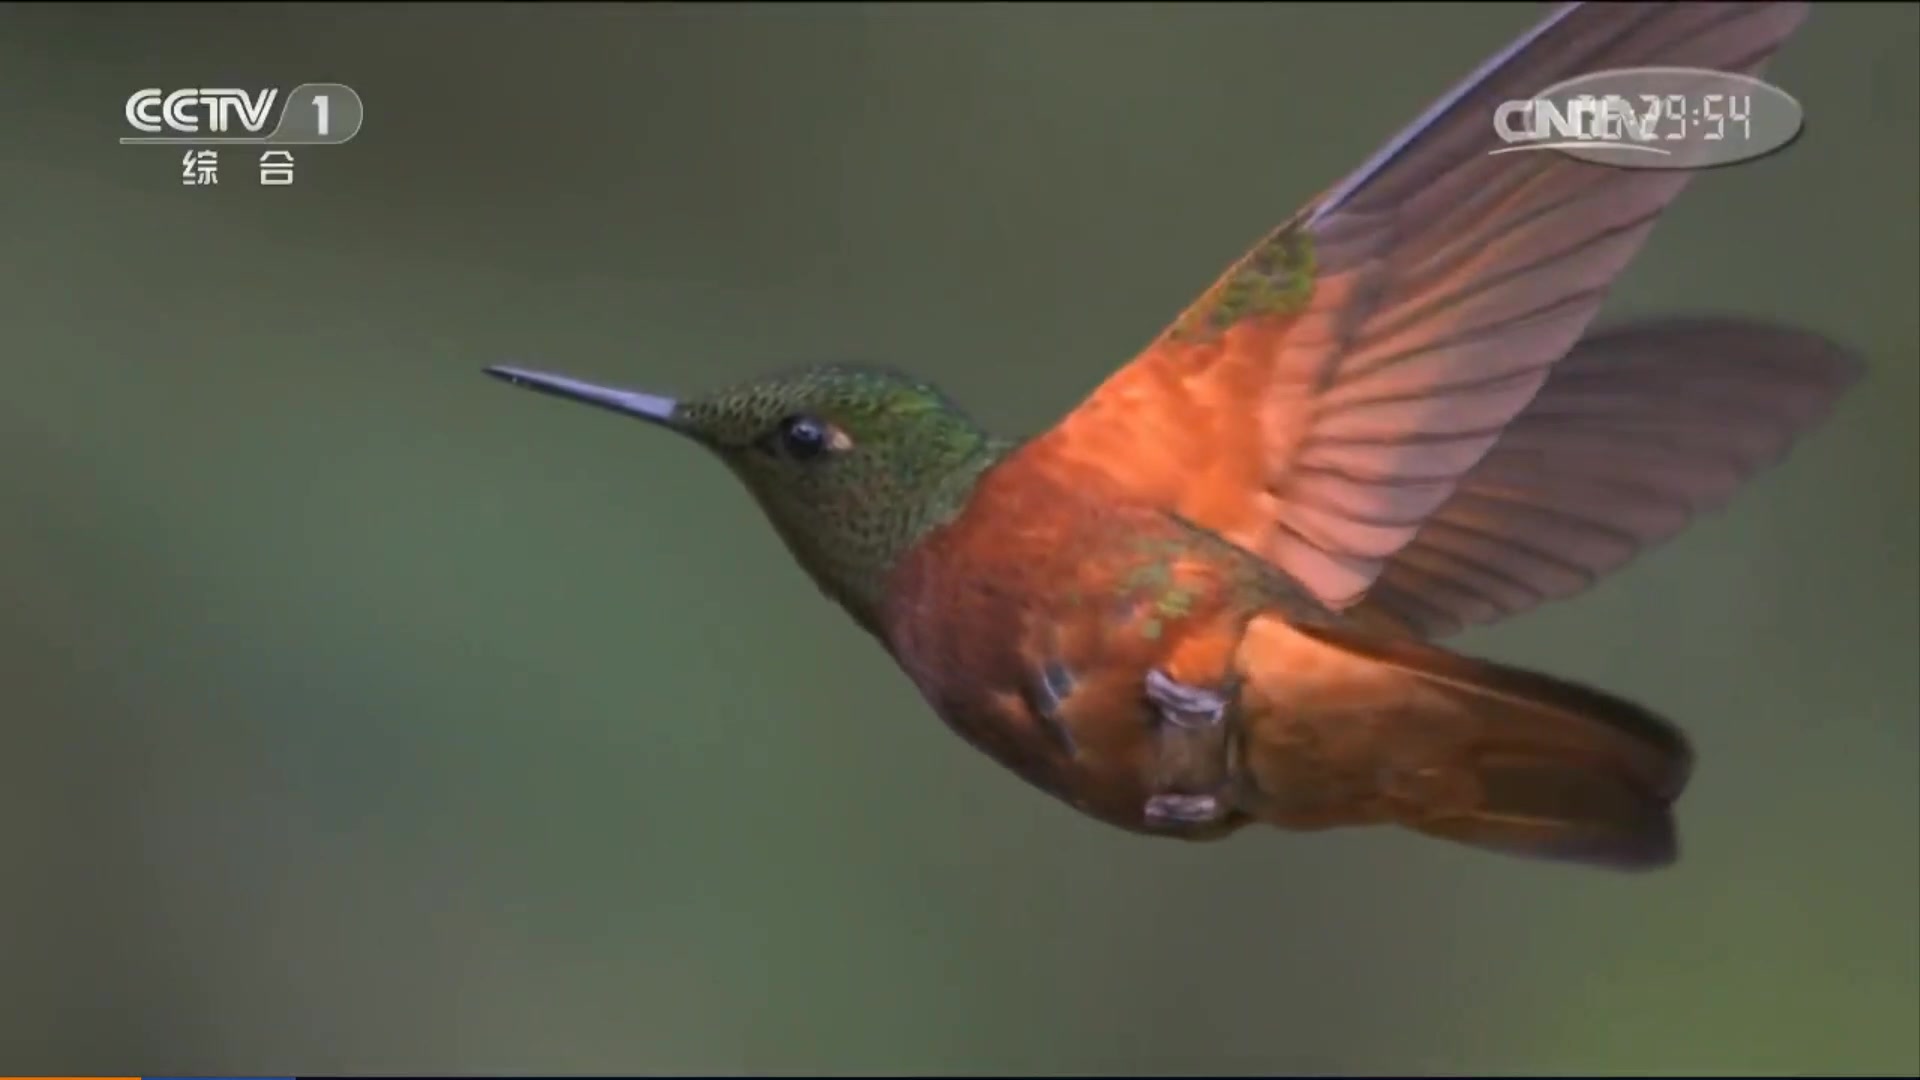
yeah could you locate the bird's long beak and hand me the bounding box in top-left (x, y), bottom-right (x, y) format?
top-left (484, 365), bottom-right (680, 428)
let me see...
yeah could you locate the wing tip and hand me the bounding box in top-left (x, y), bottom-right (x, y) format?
top-left (1589, 312), bottom-right (1869, 393)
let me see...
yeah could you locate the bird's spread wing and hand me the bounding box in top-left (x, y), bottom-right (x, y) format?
top-left (1353, 316), bottom-right (1860, 638)
top-left (1030, 1), bottom-right (1814, 615)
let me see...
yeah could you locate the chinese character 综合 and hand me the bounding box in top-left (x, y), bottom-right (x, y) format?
top-left (181, 149), bottom-right (218, 186)
top-left (259, 150), bottom-right (295, 186)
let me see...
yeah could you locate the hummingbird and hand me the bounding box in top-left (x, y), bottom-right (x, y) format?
top-left (487, 1), bottom-right (1859, 871)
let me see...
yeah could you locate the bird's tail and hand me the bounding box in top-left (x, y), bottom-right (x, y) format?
top-left (1230, 614), bottom-right (1693, 870)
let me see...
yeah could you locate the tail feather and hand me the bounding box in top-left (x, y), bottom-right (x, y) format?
top-left (1231, 614), bottom-right (1692, 870)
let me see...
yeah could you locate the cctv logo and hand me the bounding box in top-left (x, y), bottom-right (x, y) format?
top-left (125, 88), bottom-right (281, 135)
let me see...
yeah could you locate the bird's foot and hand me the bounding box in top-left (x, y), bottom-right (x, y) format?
top-left (1142, 668), bottom-right (1233, 830)
top-left (1145, 668), bottom-right (1228, 729)
top-left (1145, 793), bottom-right (1223, 828)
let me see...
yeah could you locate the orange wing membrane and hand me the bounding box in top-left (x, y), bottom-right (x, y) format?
top-left (1031, 2), bottom-right (1818, 617)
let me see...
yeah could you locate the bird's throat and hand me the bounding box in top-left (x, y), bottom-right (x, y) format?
top-left (761, 435), bottom-right (1015, 639)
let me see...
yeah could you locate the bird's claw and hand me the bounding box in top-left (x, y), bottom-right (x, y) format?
top-left (1145, 793), bottom-right (1222, 828)
top-left (1145, 668), bottom-right (1228, 729)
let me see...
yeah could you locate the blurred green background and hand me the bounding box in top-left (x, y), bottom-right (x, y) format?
top-left (1, 2), bottom-right (1915, 1074)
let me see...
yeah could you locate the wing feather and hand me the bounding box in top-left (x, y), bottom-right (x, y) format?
top-left (1029, 1), bottom-right (1825, 616)
top-left (1358, 316), bottom-right (1863, 637)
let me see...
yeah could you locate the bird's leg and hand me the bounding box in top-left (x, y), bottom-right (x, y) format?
top-left (1143, 667), bottom-right (1235, 829)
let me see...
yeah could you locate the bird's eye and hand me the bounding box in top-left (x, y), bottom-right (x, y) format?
top-left (777, 414), bottom-right (833, 461)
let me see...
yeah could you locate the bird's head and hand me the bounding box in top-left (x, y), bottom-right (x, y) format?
top-left (486, 362), bottom-right (1005, 632)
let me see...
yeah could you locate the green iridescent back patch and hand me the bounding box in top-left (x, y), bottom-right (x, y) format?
top-left (1169, 226), bottom-right (1317, 344)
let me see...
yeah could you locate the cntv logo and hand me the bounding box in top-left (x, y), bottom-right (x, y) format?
top-left (125, 88), bottom-right (281, 136)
